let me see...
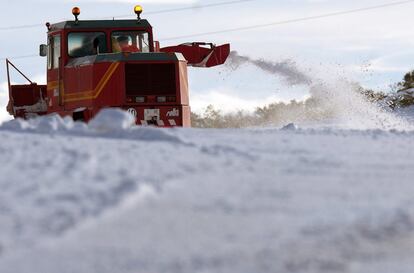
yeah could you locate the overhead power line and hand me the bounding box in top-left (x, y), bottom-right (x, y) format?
top-left (112, 0), bottom-right (255, 18)
top-left (0, 0), bottom-right (256, 31)
top-left (2, 0), bottom-right (414, 61)
top-left (0, 23), bottom-right (44, 31)
top-left (1, 55), bottom-right (38, 62)
top-left (160, 0), bottom-right (414, 41)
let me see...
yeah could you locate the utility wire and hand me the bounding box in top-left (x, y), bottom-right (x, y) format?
top-left (0, 0), bottom-right (256, 31)
top-left (110, 0), bottom-right (255, 18)
top-left (160, 0), bottom-right (414, 41)
top-left (0, 23), bottom-right (44, 31)
top-left (0, 55), bottom-right (38, 62)
top-left (2, 0), bottom-right (414, 60)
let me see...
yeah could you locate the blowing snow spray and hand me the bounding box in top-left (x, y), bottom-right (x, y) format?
top-left (226, 51), bottom-right (412, 130)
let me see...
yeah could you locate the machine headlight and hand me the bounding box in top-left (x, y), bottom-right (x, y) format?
top-left (157, 96), bottom-right (167, 103)
top-left (136, 96), bottom-right (145, 103)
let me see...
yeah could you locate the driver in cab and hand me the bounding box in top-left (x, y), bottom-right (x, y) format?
top-left (116, 36), bottom-right (140, 52)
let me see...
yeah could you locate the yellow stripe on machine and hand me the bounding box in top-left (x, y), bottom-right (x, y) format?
top-left (64, 62), bottom-right (120, 103)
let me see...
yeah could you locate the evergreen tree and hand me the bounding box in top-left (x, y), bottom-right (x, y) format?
top-left (399, 70), bottom-right (414, 90)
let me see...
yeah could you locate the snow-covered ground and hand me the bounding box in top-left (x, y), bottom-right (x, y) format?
top-left (0, 109), bottom-right (414, 273)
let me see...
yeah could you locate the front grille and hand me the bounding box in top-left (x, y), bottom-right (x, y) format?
top-left (125, 63), bottom-right (176, 96)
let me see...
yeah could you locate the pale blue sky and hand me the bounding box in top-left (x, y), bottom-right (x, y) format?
top-left (1, 0), bottom-right (414, 119)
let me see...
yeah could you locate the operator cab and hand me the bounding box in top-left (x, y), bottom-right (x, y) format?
top-left (40, 5), bottom-right (154, 67)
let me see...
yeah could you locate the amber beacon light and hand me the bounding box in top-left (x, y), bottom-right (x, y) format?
top-left (72, 7), bottom-right (81, 23)
top-left (134, 5), bottom-right (143, 21)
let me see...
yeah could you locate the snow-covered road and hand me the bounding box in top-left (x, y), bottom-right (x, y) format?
top-left (0, 110), bottom-right (414, 273)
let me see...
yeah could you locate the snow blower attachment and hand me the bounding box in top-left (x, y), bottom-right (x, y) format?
top-left (5, 59), bottom-right (47, 118)
top-left (4, 5), bottom-right (230, 127)
top-left (160, 43), bottom-right (230, 68)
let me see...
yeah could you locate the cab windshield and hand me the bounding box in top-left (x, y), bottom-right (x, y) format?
top-left (111, 31), bottom-right (150, 53)
top-left (68, 32), bottom-right (107, 58)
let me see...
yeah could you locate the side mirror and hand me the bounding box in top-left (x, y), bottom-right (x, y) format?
top-left (39, 44), bottom-right (47, 57)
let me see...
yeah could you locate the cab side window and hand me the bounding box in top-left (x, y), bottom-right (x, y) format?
top-left (47, 35), bottom-right (61, 70)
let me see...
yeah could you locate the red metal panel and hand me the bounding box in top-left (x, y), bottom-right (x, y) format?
top-left (96, 63), bottom-right (124, 107)
top-left (178, 61), bottom-right (189, 106)
top-left (11, 84), bottom-right (47, 107)
top-left (182, 106), bottom-right (191, 127)
top-left (63, 62), bottom-right (116, 110)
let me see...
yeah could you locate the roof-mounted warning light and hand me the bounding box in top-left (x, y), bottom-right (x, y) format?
top-left (72, 7), bottom-right (81, 24)
top-left (134, 5), bottom-right (143, 22)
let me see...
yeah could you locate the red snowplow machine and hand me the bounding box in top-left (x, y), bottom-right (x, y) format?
top-left (5, 5), bottom-right (230, 127)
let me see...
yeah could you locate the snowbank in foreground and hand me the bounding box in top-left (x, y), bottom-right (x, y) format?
top-left (0, 110), bottom-right (414, 273)
top-left (0, 109), bottom-right (184, 144)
